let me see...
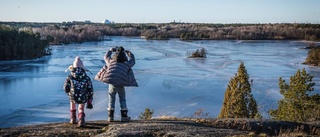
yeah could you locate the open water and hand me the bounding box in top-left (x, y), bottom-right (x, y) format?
top-left (0, 36), bottom-right (319, 127)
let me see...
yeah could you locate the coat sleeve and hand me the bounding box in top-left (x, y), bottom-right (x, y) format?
top-left (127, 52), bottom-right (135, 68)
top-left (104, 50), bottom-right (113, 64)
top-left (63, 76), bottom-right (71, 93)
top-left (86, 77), bottom-right (94, 101)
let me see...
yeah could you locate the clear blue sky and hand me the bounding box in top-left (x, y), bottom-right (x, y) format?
top-left (1, 0), bottom-right (320, 23)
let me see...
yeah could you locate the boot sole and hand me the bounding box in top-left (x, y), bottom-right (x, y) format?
top-left (121, 117), bottom-right (131, 122)
top-left (108, 118), bottom-right (114, 122)
top-left (77, 125), bottom-right (85, 127)
top-left (70, 120), bottom-right (77, 124)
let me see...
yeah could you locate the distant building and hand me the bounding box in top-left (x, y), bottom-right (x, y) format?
top-left (72, 21), bottom-right (84, 24)
top-left (102, 19), bottom-right (113, 24)
top-left (84, 20), bottom-right (91, 23)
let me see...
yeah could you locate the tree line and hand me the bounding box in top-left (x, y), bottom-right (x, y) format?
top-left (41, 23), bottom-right (320, 43)
top-left (1, 22), bottom-right (319, 45)
top-left (0, 25), bottom-right (51, 60)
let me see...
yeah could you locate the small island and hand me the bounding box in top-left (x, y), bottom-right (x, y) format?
top-left (187, 47), bottom-right (206, 58)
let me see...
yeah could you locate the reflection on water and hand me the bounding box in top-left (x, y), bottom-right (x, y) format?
top-left (0, 37), bottom-right (320, 128)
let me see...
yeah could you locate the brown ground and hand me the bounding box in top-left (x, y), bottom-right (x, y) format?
top-left (0, 118), bottom-right (319, 137)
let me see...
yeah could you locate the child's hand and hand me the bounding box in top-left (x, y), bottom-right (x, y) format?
top-left (110, 47), bottom-right (117, 52)
top-left (125, 50), bottom-right (131, 55)
top-left (86, 100), bottom-right (93, 109)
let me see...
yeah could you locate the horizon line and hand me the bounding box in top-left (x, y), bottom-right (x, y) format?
top-left (1, 21), bottom-right (320, 24)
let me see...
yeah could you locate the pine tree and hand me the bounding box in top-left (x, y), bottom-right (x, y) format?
top-left (139, 108), bottom-right (154, 120)
top-left (218, 62), bottom-right (260, 118)
top-left (269, 68), bottom-right (319, 122)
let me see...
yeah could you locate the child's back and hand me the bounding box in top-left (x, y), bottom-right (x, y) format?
top-left (65, 67), bottom-right (93, 104)
top-left (63, 56), bottom-right (93, 127)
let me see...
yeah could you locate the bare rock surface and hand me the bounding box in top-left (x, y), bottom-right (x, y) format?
top-left (97, 120), bottom-right (247, 137)
top-left (0, 118), bottom-right (319, 137)
top-left (0, 120), bottom-right (107, 137)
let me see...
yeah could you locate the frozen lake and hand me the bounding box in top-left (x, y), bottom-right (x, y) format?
top-left (1, 36), bottom-right (320, 128)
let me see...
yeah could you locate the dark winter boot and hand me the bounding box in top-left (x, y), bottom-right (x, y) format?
top-left (108, 110), bottom-right (114, 122)
top-left (77, 112), bottom-right (85, 127)
top-left (121, 110), bottom-right (131, 122)
top-left (70, 110), bottom-right (77, 124)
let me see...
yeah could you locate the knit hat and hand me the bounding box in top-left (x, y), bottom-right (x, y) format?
top-left (73, 56), bottom-right (84, 68)
top-left (113, 51), bottom-right (128, 63)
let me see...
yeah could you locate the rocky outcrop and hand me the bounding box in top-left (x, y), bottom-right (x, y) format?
top-left (0, 119), bottom-right (319, 137)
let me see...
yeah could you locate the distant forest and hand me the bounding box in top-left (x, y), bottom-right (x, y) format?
top-left (1, 22), bottom-right (320, 60)
top-left (0, 25), bottom-right (51, 60)
top-left (1, 22), bottom-right (320, 45)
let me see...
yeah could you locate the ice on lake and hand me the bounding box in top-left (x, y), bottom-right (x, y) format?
top-left (1, 36), bottom-right (320, 128)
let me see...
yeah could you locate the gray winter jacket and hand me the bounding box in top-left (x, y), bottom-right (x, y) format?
top-left (99, 50), bottom-right (138, 87)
